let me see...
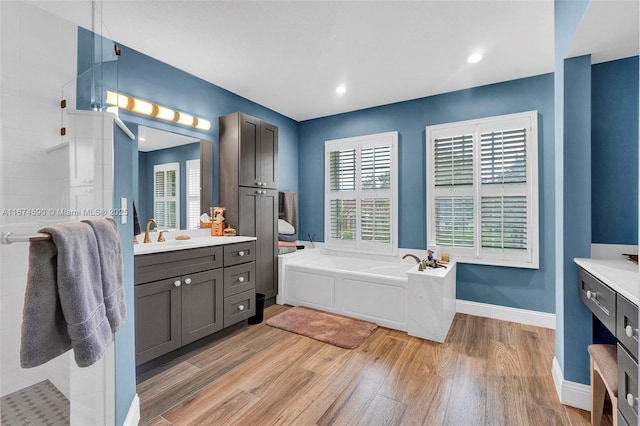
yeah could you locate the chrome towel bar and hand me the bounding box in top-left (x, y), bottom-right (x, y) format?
top-left (1, 232), bottom-right (52, 244)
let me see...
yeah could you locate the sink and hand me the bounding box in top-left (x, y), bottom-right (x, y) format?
top-left (133, 234), bottom-right (257, 255)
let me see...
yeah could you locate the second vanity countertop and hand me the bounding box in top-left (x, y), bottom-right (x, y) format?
top-left (574, 257), bottom-right (639, 305)
top-left (134, 229), bottom-right (256, 256)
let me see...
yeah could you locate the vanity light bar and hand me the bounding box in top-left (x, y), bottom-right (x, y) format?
top-left (105, 91), bottom-right (211, 131)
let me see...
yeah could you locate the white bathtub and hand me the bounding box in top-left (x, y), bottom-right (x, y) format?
top-left (278, 249), bottom-right (457, 341)
top-left (279, 251), bottom-right (412, 330)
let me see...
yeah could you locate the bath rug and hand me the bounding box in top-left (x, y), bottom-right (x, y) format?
top-left (266, 306), bottom-right (378, 349)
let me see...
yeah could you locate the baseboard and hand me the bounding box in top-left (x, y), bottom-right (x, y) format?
top-left (552, 357), bottom-right (590, 411)
top-left (123, 393), bottom-right (140, 426)
top-left (456, 299), bottom-right (556, 329)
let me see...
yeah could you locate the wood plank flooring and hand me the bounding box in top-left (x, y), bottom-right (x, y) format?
top-left (137, 304), bottom-right (611, 426)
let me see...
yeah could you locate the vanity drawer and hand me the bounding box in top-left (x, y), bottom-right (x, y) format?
top-left (616, 294), bottom-right (639, 360)
top-left (578, 268), bottom-right (616, 334)
top-left (224, 290), bottom-right (255, 327)
top-left (224, 241), bottom-right (256, 267)
top-left (135, 246), bottom-right (223, 285)
top-left (224, 262), bottom-right (255, 297)
top-left (618, 343), bottom-right (639, 426)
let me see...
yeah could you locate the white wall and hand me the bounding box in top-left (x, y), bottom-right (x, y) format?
top-left (0, 0), bottom-right (77, 397)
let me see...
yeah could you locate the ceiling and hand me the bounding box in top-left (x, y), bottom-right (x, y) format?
top-left (138, 126), bottom-right (200, 152)
top-left (30, 1), bottom-right (639, 122)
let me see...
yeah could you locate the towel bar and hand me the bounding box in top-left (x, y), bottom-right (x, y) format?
top-left (1, 232), bottom-right (52, 244)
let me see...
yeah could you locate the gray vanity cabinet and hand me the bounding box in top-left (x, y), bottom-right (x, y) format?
top-left (134, 246), bottom-right (224, 365)
top-left (135, 242), bottom-right (257, 366)
top-left (220, 112), bottom-right (279, 303)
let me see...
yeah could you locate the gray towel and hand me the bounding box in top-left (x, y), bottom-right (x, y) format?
top-left (20, 222), bottom-right (113, 368)
top-left (82, 218), bottom-right (126, 333)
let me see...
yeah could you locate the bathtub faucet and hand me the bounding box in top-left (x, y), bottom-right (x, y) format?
top-left (402, 254), bottom-right (425, 271)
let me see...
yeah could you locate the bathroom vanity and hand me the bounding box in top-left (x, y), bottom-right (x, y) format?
top-left (134, 234), bottom-right (256, 366)
top-left (576, 257), bottom-right (638, 426)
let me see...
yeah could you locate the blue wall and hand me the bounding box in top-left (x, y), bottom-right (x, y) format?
top-left (553, 0), bottom-right (591, 386)
top-left (112, 122), bottom-right (137, 426)
top-left (592, 56), bottom-right (639, 244)
top-left (299, 74), bottom-right (556, 313)
top-left (77, 27), bottom-right (300, 424)
top-left (138, 142), bottom-right (201, 230)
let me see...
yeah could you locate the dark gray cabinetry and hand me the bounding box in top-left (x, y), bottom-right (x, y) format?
top-left (578, 267), bottom-right (639, 426)
top-left (222, 241), bottom-right (256, 327)
top-left (238, 187), bottom-right (278, 300)
top-left (220, 112), bottom-right (279, 303)
top-left (134, 242), bottom-right (256, 365)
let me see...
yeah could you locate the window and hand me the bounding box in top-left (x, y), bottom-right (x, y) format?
top-left (325, 132), bottom-right (398, 255)
top-left (426, 111), bottom-right (538, 268)
top-left (185, 159), bottom-right (200, 230)
top-left (154, 162), bottom-right (180, 230)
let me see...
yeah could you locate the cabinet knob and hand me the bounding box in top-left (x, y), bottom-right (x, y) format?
top-left (238, 277), bottom-right (245, 283)
top-left (257, 181), bottom-right (263, 186)
top-left (262, 182), bottom-right (267, 187)
top-left (174, 280), bottom-right (181, 287)
top-left (238, 304), bottom-right (245, 311)
top-left (626, 393), bottom-right (637, 407)
top-left (256, 190), bottom-right (262, 195)
top-left (238, 251), bottom-right (245, 257)
top-left (184, 278), bottom-right (192, 285)
top-left (625, 325), bottom-right (634, 338)
top-left (586, 290), bottom-right (597, 300)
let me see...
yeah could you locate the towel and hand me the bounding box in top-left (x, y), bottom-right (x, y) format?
top-left (278, 233), bottom-right (297, 242)
top-left (278, 240), bottom-right (297, 247)
top-left (20, 222), bottom-right (113, 368)
top-left (82, 218), bottom-right (126, 333)
top-left (278, 246), bottom-right (297, 255)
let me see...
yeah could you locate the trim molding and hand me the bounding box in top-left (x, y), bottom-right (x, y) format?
top-left (123, 394), bottom-right (140, 426)
top-left (456, 299), bottom-right (556, 329)
top-left (552, 357), bottom-right (590, 411)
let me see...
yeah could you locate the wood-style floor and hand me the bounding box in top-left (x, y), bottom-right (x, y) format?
top-left (137, 304), bottom-right (610, 426)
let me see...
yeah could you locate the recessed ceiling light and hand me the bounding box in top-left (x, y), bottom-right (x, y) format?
top-left (336, 85), bottom-right (347, 94)
top-left (467, 53), bottom-right (483, 64)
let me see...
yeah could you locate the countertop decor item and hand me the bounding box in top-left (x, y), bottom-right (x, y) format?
top-left (175, 234), bottom-right (191, 240)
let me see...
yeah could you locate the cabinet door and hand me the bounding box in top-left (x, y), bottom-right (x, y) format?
top-left (238, 188), bottom-right (278, 300)
top-left (238, 114), bottom-right (261, 187)
top-left (135, 278), bottom-right (182, 365)
top-left (181, 269), bottom-right (224, 345)
top-left (260, 121), bottom-right (278, 189)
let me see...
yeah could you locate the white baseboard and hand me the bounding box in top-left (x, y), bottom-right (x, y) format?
top-left (456, 299), bottom-right (556, 329)
top-left (123, 393), bottom-right (140, 426)
top-left (552, 357), bottom-right (590, 411)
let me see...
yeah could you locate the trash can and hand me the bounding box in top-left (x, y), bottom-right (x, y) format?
top-left (248, 293), bottom-right (265, 324)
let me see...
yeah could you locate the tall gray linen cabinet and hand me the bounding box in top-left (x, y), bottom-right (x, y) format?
top-left (219, 112), bottom-right (279, 305)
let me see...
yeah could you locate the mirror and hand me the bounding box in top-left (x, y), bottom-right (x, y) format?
top-left (137, 125), bottom-right (212, 231)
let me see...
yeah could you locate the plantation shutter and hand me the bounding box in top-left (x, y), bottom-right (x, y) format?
top-left (434, 134), bottom-right (473, 186)
top-left (330, 149), bottom-right (356, 191)
top-left (186, 159), bottom-right (200, 230)
top-left (481, 196), bottom-right (527, 250)
top-left (434, 196), bottom-right (474, 247)
top-left (325, 132), bottom-right (398, 254)
top-left (480, 128), bottom-right (527, 184)
top-left (154, 163), bottom-right (179, 229)
top-left (427, 111), bottom-right (538, 268)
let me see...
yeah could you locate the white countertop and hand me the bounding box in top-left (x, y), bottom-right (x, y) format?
top-left (574, 257), bottom-right (639, 305)
top-left (134, 230), bottom-right (256, 255)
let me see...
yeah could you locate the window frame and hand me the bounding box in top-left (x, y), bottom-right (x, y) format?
top-left (324, 131), bottom-right (399, 256)
top-left (153, 162), bottom-right (180, 230)
top-left (185, 158), bottom-right (200, 230)
top-left (426, 111), bottom-right (539, 269)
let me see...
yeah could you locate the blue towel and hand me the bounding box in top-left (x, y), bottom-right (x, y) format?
top-left (20, 221), bottom-right (116, 368)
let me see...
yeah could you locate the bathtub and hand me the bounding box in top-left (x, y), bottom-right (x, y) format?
top-left (278, 249), bottom-right (457, 341)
